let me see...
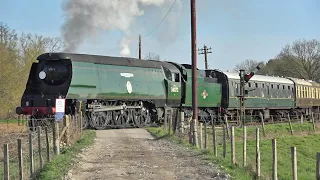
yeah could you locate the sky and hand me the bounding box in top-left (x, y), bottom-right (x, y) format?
top-left (0, 0), bottom-right (319, 71)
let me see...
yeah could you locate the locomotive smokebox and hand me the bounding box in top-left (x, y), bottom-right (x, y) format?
top-left (39, 61), bottom-right (69, 86)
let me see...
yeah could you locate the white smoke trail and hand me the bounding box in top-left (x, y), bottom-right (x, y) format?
top-left (61, 0), bottom-right (182, 56)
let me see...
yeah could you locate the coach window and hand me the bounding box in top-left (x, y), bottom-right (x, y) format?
top-left (305, 86), bottom-right (307, 98)
top-left (310, 87), bottom-right (312, 98)
top-left (312, 88), bottom-right (315, 98)
top-left (236, 83), bottom-right (239, 95)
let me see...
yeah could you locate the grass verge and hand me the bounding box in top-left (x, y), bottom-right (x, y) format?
top-left (36, 130), bottom-right (96, 180)
top-left (0, 119), bottom-right (27, 124)
top-left (147, 123), bottom-right (320, 180)
top-left (146, 127), bottom-right (256, 180)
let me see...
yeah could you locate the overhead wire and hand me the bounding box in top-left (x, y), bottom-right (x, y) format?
top-left (143, 0), bottom-right (177, 38)
top-left (135, 0), bottom-right (178, 57)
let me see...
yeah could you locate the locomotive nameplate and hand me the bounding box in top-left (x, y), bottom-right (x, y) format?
top-left (120, 73), bottom-right (134, 78)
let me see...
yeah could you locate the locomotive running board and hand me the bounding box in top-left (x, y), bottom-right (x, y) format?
top-left (87, 105), bottom-right (142, 112)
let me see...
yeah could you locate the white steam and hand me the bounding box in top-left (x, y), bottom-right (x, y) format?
top-left (61, 0), bottom-right (182, 57)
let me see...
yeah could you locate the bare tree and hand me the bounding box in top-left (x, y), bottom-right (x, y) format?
top-left (277, 39), bottom-right (320, 81)
top-left (0, 22), bottom-right (18, 50)
top-left (233, 59), bottom-right (264, 73)
top-left (19, 33), bottom-right (64, 66)
top-left (144, 52), bottom-right (161, 60)
top-left (0, 22), bottom-right (64, 118)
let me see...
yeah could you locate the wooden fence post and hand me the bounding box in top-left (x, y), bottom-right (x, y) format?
top-left (180, 111), bottom-right (184, 134)
top-left (224, 114), bottom-right (230, 138)
top-left (231, 126), bottom-right (235, 165)
top-left (312, 112), bottom-right (316, 131)
top-left (259, 112), bottom-right (266, 137)
top-left (243, 126), bottom-right (247, 167)
top-left (169, 109), bottom-right (173, 134)
top-left (18, 139), bottom-right (23, 180)
top-left (204, 122), bottom-right (207, 149)
top-left (189, 117), bottom-right (193, 144)
top-left (53, 121), bottom-right (60, 155)
top-left (29, 133), bottom-right (34, 177)
top-left (45, 127), bottom-right (50, 162)
top-left (316, 152), bottom-right (320, 180)
top-left (37, 126), bottom-right (43, 169)
top-left (200, 123), bottom-right (203, 149)
top-left (193, 118), bottom-right (198, 148)
top-left (212, 124), bottom-right (217, 157)
top-left (4, 144), bottom-right (9, 180)
top-left (291, 147), bottom-right (297, 180)
top-left (272, 139), bottom-right (277, 180)
top-left (223, 125), bottom-right (226, 158)
top-left (288, 114), bottom-right (294, 135)
top-left (80, 112), bottom-right (83, 133)
top-left (164, 108), bottom-right (168, 130)
top-left (256, 128), bottom-right (260, 177)
top-left (64, 115), bottom-right (70, 145)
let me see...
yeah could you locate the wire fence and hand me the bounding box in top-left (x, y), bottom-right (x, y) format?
top-left (0, 114), bottom-right (82, 180)
top-left (163, 109), bottom-right (320, 180)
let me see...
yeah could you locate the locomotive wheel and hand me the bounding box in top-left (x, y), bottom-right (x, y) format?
top-left (113, 110), bottom-right (127, 128)
top-left (90, 111), bottom-right (110, 130)
top-left (134, 109), bottom-right (150, 128)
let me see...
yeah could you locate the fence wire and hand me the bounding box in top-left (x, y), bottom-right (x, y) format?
top-left (164, 111), bottom-right (320, 180)
top-left (0, 114), bottom-right (82, 180)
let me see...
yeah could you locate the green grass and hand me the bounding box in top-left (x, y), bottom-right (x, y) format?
top-left (0, 119), bottom-right (27, 124)
top-left (36, 130), bottom-right (96, 180)
top-left (147, 122), bottom-right (320, 180)
top-left (147, 127), bottom-right (256, 180)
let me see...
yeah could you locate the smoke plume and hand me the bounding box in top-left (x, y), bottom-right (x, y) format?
top-left (61, 0), bottom-right (182, 56)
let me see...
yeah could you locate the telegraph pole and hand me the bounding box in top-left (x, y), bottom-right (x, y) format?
top-left (198, 44), bottom-right (212, 69)
top-left (139, 35), bottom-right (142, 59)
top-left (191, 0), bottom-right (198, 147)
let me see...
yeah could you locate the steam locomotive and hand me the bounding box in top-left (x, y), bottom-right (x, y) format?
top-left (16, 52), bottom-right (320, 129)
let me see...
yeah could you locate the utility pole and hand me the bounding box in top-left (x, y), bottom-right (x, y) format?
top-left (198, 44), bottom-right (212, 70)
top-left (191, 0), bottom-right (198, 147)
top-left (139, 35), bottom-right (142, 59)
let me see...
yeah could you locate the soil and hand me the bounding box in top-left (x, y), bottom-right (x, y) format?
top-left (67, 128), bottom-right (231, 180)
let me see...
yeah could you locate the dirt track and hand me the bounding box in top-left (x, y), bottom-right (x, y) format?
top-left (67, 129), bottom-right (230, 180)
